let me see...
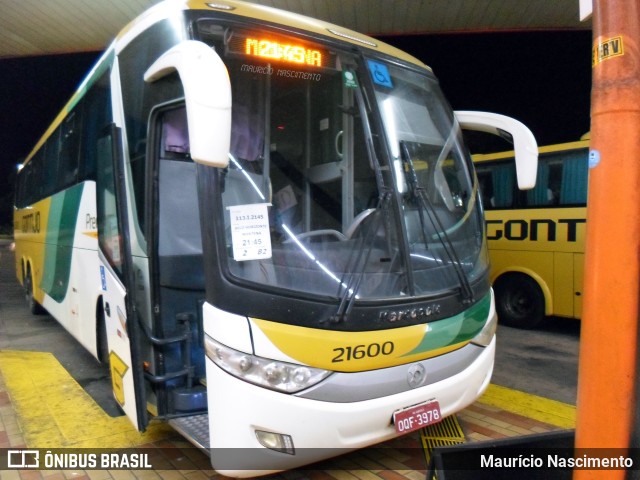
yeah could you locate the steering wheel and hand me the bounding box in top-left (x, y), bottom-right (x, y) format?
top-left (345, 208), bottom-right (376, 239)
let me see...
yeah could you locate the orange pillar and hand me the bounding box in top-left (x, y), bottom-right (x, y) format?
top-left (574, 0), bottom-right (640, 479)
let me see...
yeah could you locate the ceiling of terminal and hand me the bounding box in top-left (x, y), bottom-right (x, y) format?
top-left (0, 0), bottom-right (590, 59)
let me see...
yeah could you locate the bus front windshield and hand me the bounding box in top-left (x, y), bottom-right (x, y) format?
top-left (202, 25), bottom-right (488, 306)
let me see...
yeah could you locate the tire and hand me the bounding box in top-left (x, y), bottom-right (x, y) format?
top-left (24, 269), bottom-right (46, 315)
top-left (493, 273), bottom-right (545, 329)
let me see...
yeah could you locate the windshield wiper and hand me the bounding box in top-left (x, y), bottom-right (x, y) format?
top-left (330, 191), bottom-right (392, 324)
top-left (330, 72), bottom-right (408, 323)
top-left (400, 141), bottom-right (474, 304)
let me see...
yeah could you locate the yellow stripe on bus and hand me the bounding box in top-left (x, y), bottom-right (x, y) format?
top-left (251, 318), bottom-right (469, 372)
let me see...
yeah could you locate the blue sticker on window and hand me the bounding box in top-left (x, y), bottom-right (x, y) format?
top-left (368, 60), bottom-right (393, 88)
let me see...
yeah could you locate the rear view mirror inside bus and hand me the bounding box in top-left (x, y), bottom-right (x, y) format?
top-left (455, 110), bottom-right (538, 190)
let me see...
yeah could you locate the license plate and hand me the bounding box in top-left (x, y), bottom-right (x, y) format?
top-left (393, 401), bottom-right (442, 434)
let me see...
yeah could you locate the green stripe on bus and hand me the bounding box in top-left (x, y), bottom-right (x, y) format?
top-left (41, 184), bottom-right (85, 302)
top-left (402, 292), bottom-right (491, 356)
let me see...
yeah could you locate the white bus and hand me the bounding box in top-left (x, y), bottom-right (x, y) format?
top-left (13, 0), bottom-right (537, 475)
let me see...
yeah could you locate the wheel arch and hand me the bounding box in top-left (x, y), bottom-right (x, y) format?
top-left (22, 257), bottom-right (35, 290)
top-left (491, 267), bottom-right (553, 316)
top-left (19, 257), bottom-right (27, 285)
top-left (95, 294), bottom-right (108, 364)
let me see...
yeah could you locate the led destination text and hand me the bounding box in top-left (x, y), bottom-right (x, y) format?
top-left (245, 37), bottom-right (322, 66)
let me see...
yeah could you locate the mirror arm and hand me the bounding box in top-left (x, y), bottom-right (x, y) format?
top-left (455, 110), bottom-right (538, 190)
top-left (144, 40), bottom-right (231, 168)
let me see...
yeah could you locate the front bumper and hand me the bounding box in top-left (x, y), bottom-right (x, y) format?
top-left (204, 335), bottom-right (495, 476)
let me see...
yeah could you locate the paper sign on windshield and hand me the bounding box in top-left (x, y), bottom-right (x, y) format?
top-left (229, 203), bottom-right (272, 261)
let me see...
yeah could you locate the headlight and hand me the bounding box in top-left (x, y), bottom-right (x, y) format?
top-left (471, 290), bottom-right (498, 347)
top-left (204, 335), bottom-right (332, 393)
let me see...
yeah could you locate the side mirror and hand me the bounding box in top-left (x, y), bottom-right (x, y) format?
top-left (145, 40), bottom-right (231, 168)
top-left (455, 111), bottom-right (538, 190)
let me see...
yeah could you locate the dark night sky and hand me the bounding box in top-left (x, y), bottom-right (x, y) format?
top-left (0, 30), bottom-right (592, 230)
top-left (0, 51), bottom-right (101, 231)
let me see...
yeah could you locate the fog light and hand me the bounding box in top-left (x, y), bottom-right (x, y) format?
top-left (255, 430), bottom-right (295, 455)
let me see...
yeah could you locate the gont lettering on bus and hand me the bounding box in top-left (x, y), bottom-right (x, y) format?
top-left (486, 218), bottom-right (586, 242)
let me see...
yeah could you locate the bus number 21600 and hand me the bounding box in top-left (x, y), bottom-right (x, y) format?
top-left (332, 341), bottom-right (394, 363)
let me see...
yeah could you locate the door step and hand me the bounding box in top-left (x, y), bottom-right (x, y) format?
top-left (169, 414), bottom-right (210, 451)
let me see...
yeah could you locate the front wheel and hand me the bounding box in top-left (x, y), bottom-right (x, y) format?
top-left (493, 273), bottom-right (545, 329)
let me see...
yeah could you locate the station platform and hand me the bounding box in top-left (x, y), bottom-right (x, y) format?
top-left (0, 349), bottom-right (576, 480)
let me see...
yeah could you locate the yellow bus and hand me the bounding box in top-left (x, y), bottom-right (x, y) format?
top-left (13, 0), bottom-right (537, 475)
top-left (475, 135), bottom-right (589, 329)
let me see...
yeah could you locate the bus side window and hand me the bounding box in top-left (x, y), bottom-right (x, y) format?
top-left (59, 111), bottom-right (80, 188)
top-left (23, 153), bottom-right (43, 206)
top-left (96, 131), bottom-right (123, 274)
top-left (526, 161), bottom-right (551, 206)
top-left (476, 170), bottom-right (494, 209)
top-left (42, 129), bottom-right (61, 198)
top-left (156, 107), bottom-right (204, 290)
top-left (80, 71), bottom-right (111, 182)
top-left (163, 107), bottom-right (190, 156)
top-left (490, 163), bottom-right (515, 208)
top-left (158, 107), bottom-right (199, 255)
top-left (559, 150), bottom-right (589, 205)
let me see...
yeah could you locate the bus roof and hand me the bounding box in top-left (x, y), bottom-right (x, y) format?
top-left (22, 0), bottom-right (430, 167)
top-left (116, 0), bottom-right (429, 70)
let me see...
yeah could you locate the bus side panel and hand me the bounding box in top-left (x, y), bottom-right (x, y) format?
top-left (553, 252), bottom-right (574, 318)
top-left (486, 207), bottom-right (586, 318)
top-left (14, 182), bottom-right (102, 357)
top-left (13, 197), bottom-right (52, 303)
top-left (574, 253), bottom-right (585, 318)
top-left (485, 208), bottom-right (586, 254)
top-left (54, 181), bottom-right (101, 356)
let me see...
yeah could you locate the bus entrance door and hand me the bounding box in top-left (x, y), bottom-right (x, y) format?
top-left (96, 124), bottom-right (147, 431)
